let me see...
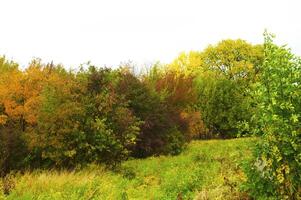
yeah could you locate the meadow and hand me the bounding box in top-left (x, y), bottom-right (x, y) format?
top-left (1, 138), bottom-right (254, 200)
top-left (1, 33), bottom-right (300, 199)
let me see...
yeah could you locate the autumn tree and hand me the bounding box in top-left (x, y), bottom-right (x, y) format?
top-left (0, 58), bottom-right (50, 174)
top-left (193, 40), bottom-right (264, 137)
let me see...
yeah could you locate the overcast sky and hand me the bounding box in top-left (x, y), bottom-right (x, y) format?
top-left (0, 0), bottom-right (300, 68)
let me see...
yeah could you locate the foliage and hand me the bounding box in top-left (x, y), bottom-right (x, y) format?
top-left (195, 73), bottom-right (249, 137)
top-left (243, 32), bottom-right (301, 199)
top-left (201, 39), bottom-right (263, 80)
top-left (0, 58), bottom-right (30, 175)
top-left (195, 40), bottom-right (263, 137)
top-left (27, 66), bottom-right (142, 168)
top-left (168, 51), bottom-right (203, 76)
top-left (136, 68), bottom-right (198, 157)
top-left (0, 38), bottom-right (265, 174)
top-left (2, 34), bottom-right (299, 199)
top-left (0, 60), bottom-right (144, 171)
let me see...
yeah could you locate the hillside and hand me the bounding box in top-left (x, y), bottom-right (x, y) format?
top-left (1, 138), bottom-right (255, 200)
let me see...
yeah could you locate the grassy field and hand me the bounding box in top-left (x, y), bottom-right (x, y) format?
top-left (1, 138), bottom-right (255, 200)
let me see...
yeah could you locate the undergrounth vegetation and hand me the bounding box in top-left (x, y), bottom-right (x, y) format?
top-left (1, 138), bottom-right (254, 200)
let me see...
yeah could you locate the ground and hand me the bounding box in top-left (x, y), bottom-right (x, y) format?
top-left (1, 138), bottom-right (255, 200)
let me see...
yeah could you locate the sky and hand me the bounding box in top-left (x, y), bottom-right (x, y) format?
top-left (0, 0), bottom-right (300, 69)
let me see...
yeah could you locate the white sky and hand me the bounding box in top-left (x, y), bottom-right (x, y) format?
top-left (0, 0), bottom-right (300, 69)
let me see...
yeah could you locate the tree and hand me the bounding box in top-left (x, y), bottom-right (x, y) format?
top-left (128, 65), bottom-right (198, 157)
top-left (243, 33), bottom-right (301, 199)
top-left (168, 51), bottom-right (203, 76)
top-left (201, 39), bottom-right (263, 80)
top-left (195, 39), bottom-right (263, 137)
top-left (0, 58), bottom-right (47, 174)
top-left (0, 57), bottom-right (24, 175)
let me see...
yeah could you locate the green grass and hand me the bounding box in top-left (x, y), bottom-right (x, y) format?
top-left (1, 138), bottom-right (255, 200)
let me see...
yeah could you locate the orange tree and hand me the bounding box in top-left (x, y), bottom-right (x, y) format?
top-left (0, 58), bottom-right (49, 174)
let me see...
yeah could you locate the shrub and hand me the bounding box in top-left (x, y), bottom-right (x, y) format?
top-left (26, 66), bottom-right (142, 168)
top-left (243, 32), bottom-right (301, 199)
top-left (116, 67), bottom-right (194, 157)
top-left (195, 74), bottom-right (250, 138)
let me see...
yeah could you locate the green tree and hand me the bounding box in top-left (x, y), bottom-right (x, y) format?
top-left (195, 39), bottom-right (263, 137)
top-left (244, 32), bottom-right (301, 199)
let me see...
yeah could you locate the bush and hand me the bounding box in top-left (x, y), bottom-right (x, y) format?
top-left (163, 127), bottom-right (187, 155)
top-left (194, 39), bottom-right (263, 138)
top-left (26, 66), bottom-right (142, 168)
top-left (115, 67), bottom-right (194, 157)
top-left (0, 38), bottom-right (265, 176)
top-left (196, 75), bottom-right (249, 137)
top-left (243, 32), bottom-right (301, 199)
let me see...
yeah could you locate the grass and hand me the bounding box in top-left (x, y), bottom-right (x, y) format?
top-left (1, 138), bottom-right (255, 200)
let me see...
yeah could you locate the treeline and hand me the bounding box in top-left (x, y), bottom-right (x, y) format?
top-left (1, 34), bottom-right (300, 198)
top-left (0, 39), bottom-right (262, 174)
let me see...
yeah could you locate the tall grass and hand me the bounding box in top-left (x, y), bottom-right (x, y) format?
top-left (1, 138), bottom-right (254, 200)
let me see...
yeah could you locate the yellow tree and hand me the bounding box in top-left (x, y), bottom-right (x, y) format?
top-left (168, 51), bottom-right (203, 76)
top-left (201, 39), bottom-right (263, 80)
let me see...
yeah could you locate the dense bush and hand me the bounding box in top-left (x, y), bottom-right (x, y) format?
top-left (0, 60), bottom-right (197, 172)
top-left (116, 67), bottom-right (197, 157)
top-left (243, 33), bottom-right (301, 199)
top-left (26, 66), bottom-right (142, 168)
top-left (195, 74), bottom-right (249, 138)
top-left (0, 61), bottom-right (143, 171)
top-left (170, 40), bottom-right (263, 138)
top-left (0, 38), bottom-right (265, 175)
top-left (197, 40), bottom-right (263, 137)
